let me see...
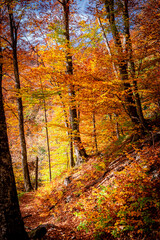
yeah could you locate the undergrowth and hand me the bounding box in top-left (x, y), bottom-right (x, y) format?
top-left (75, 147), bottom-right (160, 239)
top-left (19, 132), bottom-right (160, 240)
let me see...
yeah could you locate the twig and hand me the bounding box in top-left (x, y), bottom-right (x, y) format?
top-left (23, 214), bottom-right (32, 220)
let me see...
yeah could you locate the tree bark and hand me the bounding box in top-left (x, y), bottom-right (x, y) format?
top-left (56, 85), bottom-right (75, 167)
top-left (62, 0), bottom-right (87, 165)
top-left (8, 5), bottom-right (32, 191)
top-left (41, 87), bottom-right (52, 181)
top-left (92, 112), bottom-right (98, 153)
top-left (0, 38), bottom-right (29, 240)
top-left (61, 101), bottom-right (75, 168)
top-left (104, 0), bottom-right (142, 125)
top-left (69, 132), bottom-right (75, 167)
top-left (122, 0), bottom-right (146, 127)
top-left (35, 156), bottom-right (38, 190)
top-left (97, 16), bottom-right (118, 79)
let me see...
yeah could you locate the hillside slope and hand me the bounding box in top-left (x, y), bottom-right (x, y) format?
top-left (20, 132), bottom-right (160, 240)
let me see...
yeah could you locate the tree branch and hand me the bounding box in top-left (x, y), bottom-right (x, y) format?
top-left (57, 0), bottom-right (63, 5)
top-left (97, 16), bottom-right (118, 78)
top-left (0, 36), bottom-right (12, 47)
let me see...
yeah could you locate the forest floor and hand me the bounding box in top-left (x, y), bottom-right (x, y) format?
top-left (20, 190), bottom-right (94, 239)
top-left (20, 156), bottom-right (112, 239)
top-left (20, 131), bottom-right (160, 240)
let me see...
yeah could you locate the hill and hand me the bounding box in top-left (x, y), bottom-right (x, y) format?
top-left (20, 131), bottom-right (160, 240)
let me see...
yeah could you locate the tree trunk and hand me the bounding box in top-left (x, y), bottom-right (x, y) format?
top-left (8, 5), bottom-right (32, 191)
top-left (69, 131), bottom-right (75, 167)
top-left (62, 0), bottom-right (87, 165)
top-left (116, 122), bottom-right (120, 139)
top-left (122, 0), bottom-right (146, 127)
top-left (92, 112), bottom-right (98, 153)
top-left (35, 156), bottom-right (38, 190)
top-left (42, 93), bottom-right (52, 181)
top-left (114, 114), bottom-right (120, 139)
top-left (97, 16), bottom-right (118, 79)
top-left (56, 85), bottom-right (75, 167)
top-left (0, 39), bottom-right (29, 240)
top-left (120, 63), bottom-right (140, 123)
top-left (104, 0), bottom-right (142, 125)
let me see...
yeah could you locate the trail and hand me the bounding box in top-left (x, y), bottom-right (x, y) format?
top-left (20, 191), bottom-right (94, 239)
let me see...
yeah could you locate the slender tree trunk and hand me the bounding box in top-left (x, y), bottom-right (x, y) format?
top-left (8, 5), bottom-right (32, 191)
top-left (63, 106), bottom-right (75, 168)
top-left (33, 50), bottom-right (52, 180)
top-left (68, 90), bottom-right (87, 165)
top-left (69, 130), bottom-right (75, 167)
top-left (35, 156), bottom-right (38, 190)
top-left (62, 0), bottom-right (87, 165)
top-left (97, 16), bottom-right (118, 79)
top-left (116, 122), bottom-right (120, 139)
top-left (56, 85), bottom-right (75, 167)
top-left (0, 39), bottom-right (29, 240)
top-left (42, 96), bottom-right (52, 181)
top-left (92, 112), bottom-right (98, 153)
top-left (114, 114), bottom-right (120, 139)
top-left (61, 99), bottom-right (75, 167)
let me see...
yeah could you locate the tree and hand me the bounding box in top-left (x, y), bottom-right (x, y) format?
top-left (40, 78), bottom-right (52, 181)
top-left (60, 0), bottom-right (88, 165)
top-left (0, 37), bottom-right (28, 240)
top-left (104, 0), bottom-right (145, 126)
top-left (7, 2), bottom-right (33, 191)
top-left (56, 86), bottom-right (75, 167)
top-left (133, 0), bottom-right (160, 111)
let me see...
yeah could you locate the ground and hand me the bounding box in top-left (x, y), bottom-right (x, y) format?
top-left (20, 191), bottom-right (91, 239)
top-left (20, 155), bottom-right (116, 239)
top-left (20, 132), bottom-right (160, 240)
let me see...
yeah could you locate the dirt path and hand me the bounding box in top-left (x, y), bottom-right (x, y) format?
top-left (20, 192), bottom-right (93, 239)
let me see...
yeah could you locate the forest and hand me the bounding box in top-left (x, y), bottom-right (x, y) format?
top-left (0, 0), bottom-right (160, 239)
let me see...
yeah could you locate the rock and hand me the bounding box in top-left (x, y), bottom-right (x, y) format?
top-left (65, 195), bottom-right (71, 203)
top-left (28, 225), bottom-right (47, 239)
top-left (151, 170), bottom-right (160, 180)
top-left (136, 155), bottom-right (140, 161)
top-left (64, 176), bottom-right (72, 186)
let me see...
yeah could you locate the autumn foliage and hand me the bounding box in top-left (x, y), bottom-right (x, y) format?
top-left (19, 137), bottom-right (160, 239)
top-left (75, 146), bottom-right (160, 239)
top-left (0, 0), bottom-right (160, 239)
